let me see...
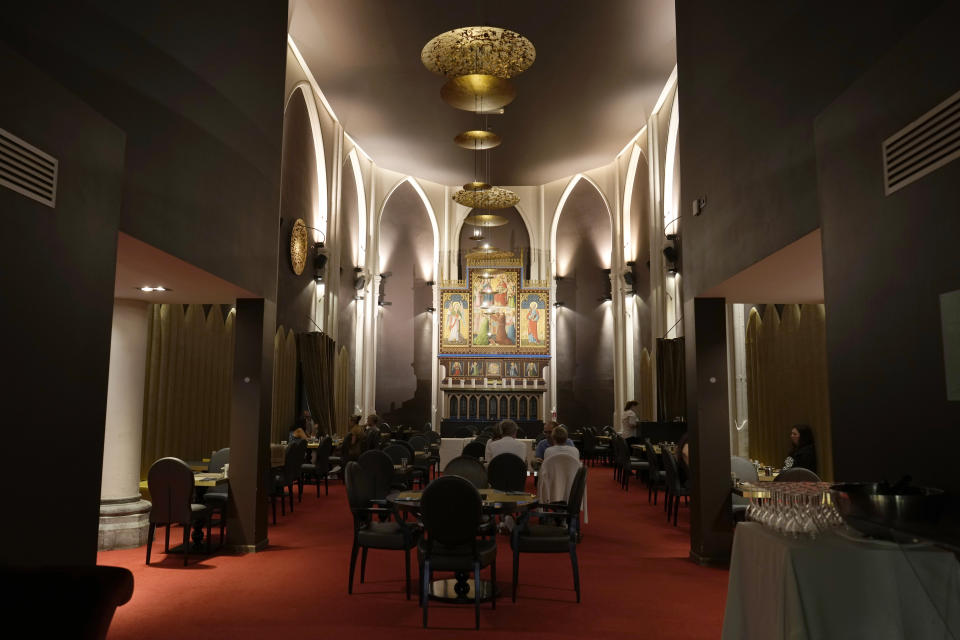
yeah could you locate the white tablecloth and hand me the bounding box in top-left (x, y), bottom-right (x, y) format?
top-left (723, 522), bottom-right (960, 639)
top-left (438, 437), bottom-right (535, 470)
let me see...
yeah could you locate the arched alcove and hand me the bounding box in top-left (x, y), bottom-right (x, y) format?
top-left (277, 86), bottom-right (324, 334)
top-left (457, 206), bottom-right (531, 278)
top-left (624, 145), bottom-right (653, 401)
top-left (554, 178), bottom-right (614, 427)
top-left (375, 180), bottom-right (435, 425)
top-left (336, 153), bottom-right (364, 415)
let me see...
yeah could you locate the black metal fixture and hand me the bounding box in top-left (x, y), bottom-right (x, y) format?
top-left (426, 306), bottom-right (436, 313)
top-left (553, 301), bottom-right (564, 308)
top-left (353, 267), bottom-right (366, 290)
top-left (378, 272), bottom-right (392, 306)
top-left (426, 280), bottom-right (436, 286)
top-left (663, 243), bottom-right (679, 275)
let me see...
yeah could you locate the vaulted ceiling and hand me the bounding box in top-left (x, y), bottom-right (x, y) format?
top-left (288, 0), bottom-right (676, 186)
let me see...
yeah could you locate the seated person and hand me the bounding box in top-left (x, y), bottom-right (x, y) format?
top-left (342, 415), bottom-right (365, 462)
top-left (288, 415), bottom-right (309, 442)
top-left (533, 421), bottom-right (559, 460)
top-left (784, 424), bottom-right (817, 473)
top-left (484, 419), bottom-right (527, 462)
top-left (542, 426), bottom-right (580, 461)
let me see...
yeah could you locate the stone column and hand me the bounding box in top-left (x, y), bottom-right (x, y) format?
top-left (98, 299), bottom-right (152, 550)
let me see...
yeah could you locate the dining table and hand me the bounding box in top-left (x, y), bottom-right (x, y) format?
top-left (387, 488), bottom-right (537, 602)
top-left (723, 521), bottom-right (960, 639)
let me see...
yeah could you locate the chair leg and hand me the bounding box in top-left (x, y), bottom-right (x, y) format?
top-left (490, 559), bottom-right (496, 610)
top-left (324, 475), bottom-right (329, 496)
top-left (673, 495), bottom-right (680, 526)
top-left (271, 496), bottom-right (277, 524)
top-left (289, 483), bottom-right (295, 511)
top-left (348, 539), bottom-right (359, 594)
top-left (360, 546), bottom-right (368, 583)
top-left (280, 491), bottom-right (286, 516)
top-left (164, 523), bottom-right (171, 552)
top-left (404, 547), bottom-right (411, 600)
top-left (206, 519), bottom-right (212, 554)
top-left (422, 560), bottom-right (431, 628)
top-left (298, 476), bottom-right (304, 501)
top-left (512, 547), bottom-right (519, 603)
top-left (570, 543), bottom-right (581, 603)
top-left (474, 561), bottom-right (481, 629)
top-left (183, 523), bottom-right (190, 566)
top-left (145, 523), bottom-right (156, 565)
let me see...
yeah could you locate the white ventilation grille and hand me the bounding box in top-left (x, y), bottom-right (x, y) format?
top-left (883, 89), bottom-right (960, 195)
top-left (0, 127), bottom-right (57, 207)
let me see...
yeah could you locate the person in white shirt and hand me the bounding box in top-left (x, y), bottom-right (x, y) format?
top-left (621, 400), bottom-right (640, 446)
top-left (484, 419), bottom-right (528, 462)
top-left (542, 425), bottom-right (580, 461)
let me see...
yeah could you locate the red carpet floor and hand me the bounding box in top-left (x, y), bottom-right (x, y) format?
top-left (99, 467), bottom-right (727, 639)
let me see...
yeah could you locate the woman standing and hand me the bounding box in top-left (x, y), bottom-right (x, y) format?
top-left (784, 425), bottom-right (817, 473)
top-left (621, 400), bottom-right (640, 446)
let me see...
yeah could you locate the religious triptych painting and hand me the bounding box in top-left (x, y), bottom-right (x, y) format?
top-left (471, 270), bottom-right (518, 349)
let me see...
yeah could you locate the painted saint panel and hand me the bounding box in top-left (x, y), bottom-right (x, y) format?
top-left (441, 292), bottom-right (469, 348)
top-left (472, 270), bottom-right (518, 349)
top-left (519, 293), bottom-right (548, 350)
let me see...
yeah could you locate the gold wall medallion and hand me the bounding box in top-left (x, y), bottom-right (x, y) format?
top-left (290, 218), bottom-right (308, 275)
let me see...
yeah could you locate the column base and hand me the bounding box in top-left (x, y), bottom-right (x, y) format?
top-left (98, 497), bottom-right (152, 551)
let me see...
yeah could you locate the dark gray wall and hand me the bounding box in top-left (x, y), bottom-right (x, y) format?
top-left (676, 0), bottom-right (941, 299)
top-left (277, 89), bottom-right (319, 334)
top-left (375, 182), bottom-right (434, 425)
top-left (0, 1), bottom-right (288, 564)
top-left (0, 44), bottom-right (126, 565)
top-left (555, 180), bottom-right (614, 427)
top-left (814, 1), bottom-right (960, 491)
top-left (676, 0), bottom-right (954, 493)
top-left (0, 1), bottom-right (287, 298)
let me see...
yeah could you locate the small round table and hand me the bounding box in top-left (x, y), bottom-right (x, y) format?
top-left (387, 489), bottom-right (537, 603)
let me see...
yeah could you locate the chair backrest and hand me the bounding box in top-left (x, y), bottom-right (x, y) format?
top-left (147, 457), bottom-right (196, 524)
top-left (421, 475), bottom-right (482, 547)
top-left (344, 461), bottom-right (372, 512)
top-left (315, 436), bottom-right (333, 473)
top-left (662, 449), bottom-right (684, 491)
top-left (425, 430), bottom-right (441, 444)
top-left (538, 453), bottom-right (581, 505)
top-left (566, 465), bottom-right (588, 520)
top-left (284, 439), bottom-right (307, 482)
top-left (453, 426), bottom-right (475, 438)
top-left (382, 443), bottom-right (410, 465)
top-left (643, 438), bottom-right (660, 473)
top-left (730, 456), bottom-right (758, 483)
top-left (208, 447), bottom-right (230, 473)
top-left (408, 435), bottom-right (428, 452)
top-left (582, 431), bottom-right (597, 455)
top-left (443, 455), bottom-right (489, 488)
top-left (487, 452), bottom-right (527, 491)
top-left (364, 429), bottom-right (381, 451)
top-left (462, 440), bottom-right (486, 459)
top-left (357, 449), bottom-right (395, 499)
top-left (775, 467), bottom-right (820, 482)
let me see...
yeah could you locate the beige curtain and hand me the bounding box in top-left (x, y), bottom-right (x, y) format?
top-left (298, 332), bottom-right (335, 436)
top-left (333, 346), bottom-right (351, 437)
top-left (141, 304), bottom-right (234, 480)
top-left (270, 326), bottom-right (297, 443)
top-left (746, 304), bottom-right (833, 479)
top-left (638, 347), bottom-right (654, 420)
top-left (656, 337), bottom-right (686, 421)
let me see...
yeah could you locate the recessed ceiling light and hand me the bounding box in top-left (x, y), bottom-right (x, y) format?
top-left (137, 286), bottom-right (171, 293)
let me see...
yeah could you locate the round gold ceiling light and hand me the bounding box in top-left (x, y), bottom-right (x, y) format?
top-left (454, 130), bottom-right (502, 150)
top-left (463, 181), bottom-right (492, 191)
top-left (453, 187), bottom-right (519, 210)
top-left (421, 26), bottom-right (536, 79)
top-left (440, 74), bottom-right (516, 112)
top-left (463, 213), bottom-right (509, 227)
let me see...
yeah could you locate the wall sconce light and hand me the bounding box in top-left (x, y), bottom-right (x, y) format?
top-left (553, 301), bottom-right (564, 308)
top-left (663, 244), bottom-right (679, 275)
top-left (353, 266), bottom-right (366, 290)
top-left (426, 306), bottom-right (436, 313)
top-left (426, 280), bottom-right (436, 286)
top-left (378, 271), bottom-right (392, 306)
top-left (313, 245), bottom-right (328, 282)
top-left (554, 275), bottom-right (564, 282)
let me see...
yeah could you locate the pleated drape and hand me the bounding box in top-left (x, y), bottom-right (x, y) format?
top-left (656, 337), bottom-right (687, 420)
top-left (333, 346), bottom-right (351, 437)
top-left (745, 304), bottom-right (833, 479)
top-left (140, 304), bottom-right (234, 480)
top-left (270, 326), bottom-right (297, 443)
top-left (638, 347), bottom-right (654, 420)
top-left (298, 332), bottom-right (335, 436)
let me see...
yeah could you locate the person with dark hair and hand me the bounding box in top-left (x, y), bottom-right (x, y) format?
top-left (621, 400), bottom-right (641, 446)
top-left (784, 425), bottom-right (816, 473)
top-left (542, 425), bottom-right (579, 461)
top-left (342, 415), bottom-right (365, 462)
top-left (289, 415), bottom-right (309, 442)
